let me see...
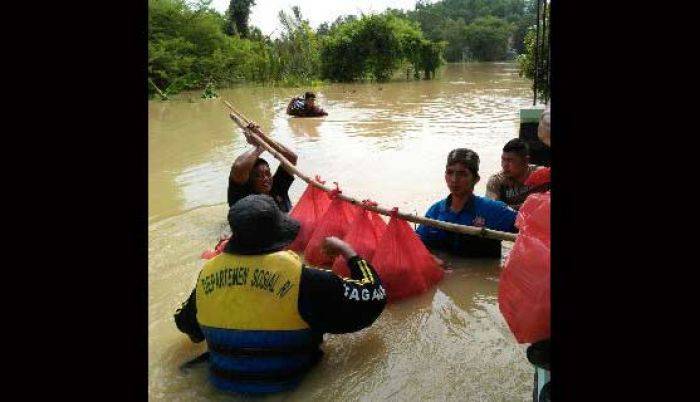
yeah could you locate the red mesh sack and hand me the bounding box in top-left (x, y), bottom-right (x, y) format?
top-left (369, 210), bottom-right (388, 240)
top-left (331, 202), bottom-right (382, 278)
top-left (514, 191), bottom-right (550, 247)
top-left (200, 237), bottom-right (230, 260)
top-left (286, 177), bottom-right (332, 252)
top-left (498, 192), bottom-right (550, 343)
top-left (371, 209), bottom-right (444, 302)
top-left (303, 190), bottom-right (355, 267)
top-left (524, 167), bottom-right (551, 189)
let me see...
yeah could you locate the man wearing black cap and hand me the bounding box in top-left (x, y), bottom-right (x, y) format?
top-left (416, 148), bottom-right (518, 258)
top-left (174, 194), bottom-right (387, 395)
top-left (286, 92), bottom-right (328, 117)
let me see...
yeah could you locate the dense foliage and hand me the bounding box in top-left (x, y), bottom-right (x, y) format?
top-left (517, 5), bottom-right (549, 102)
top-left (397, 0), bottom-right (538, 62)
top-left (225, 0), bottom-right (256, 37)
top-left (320, 14), bottom-right (445, 82)
top-left (148, 0), bottom-right (542, 97)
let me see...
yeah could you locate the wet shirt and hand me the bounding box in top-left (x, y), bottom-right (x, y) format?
top-left (486, 164), bottom-right (540, 210)
top-left (416, 194), bottom-right (517, 258)
top-left (227, 166), bottom-right (294, 212)
top-left (174, 255), bottom-right (387, 340)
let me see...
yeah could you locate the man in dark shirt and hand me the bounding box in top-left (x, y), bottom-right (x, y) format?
top-left (286, 92), bottom-right (328, 117)
top-left (227, 119), bottom-right (298, 212)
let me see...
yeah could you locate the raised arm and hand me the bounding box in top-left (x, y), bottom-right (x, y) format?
top-left (246, 121), bottom-right (298, 165)
top-left (230, 115), bottom-right (298, 167)
top-left (230, 140), bottom-right (265, 185)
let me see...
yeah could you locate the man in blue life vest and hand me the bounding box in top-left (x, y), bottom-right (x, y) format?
top-left (174, 194), bottom-right (387, 395)
top-left (416, 148), bottom-right (518, 258)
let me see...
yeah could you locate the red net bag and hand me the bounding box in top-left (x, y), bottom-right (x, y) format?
top-left (369, 210), bottom-right (388, 240)
top-left (200, 237), bottom-right (230, 260)
top-left (371, 209), bottom-right (444, 302)
top-left (303, 189), bottom-right (356, 267)
top-left (498, 192), bottom-right (550, 343)
top-left (331, 201), bottom-right (383, 278)
top-left (524, 167), bottom-right (551, 189)
top-left (286, 176), bottom-right (332, 252)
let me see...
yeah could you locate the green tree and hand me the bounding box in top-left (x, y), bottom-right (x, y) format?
top-left (320, 13), bottom-right (444, 82)
top-left (463, 16), bottom-right (512, 61)
top-left (403, 0), bottom-right (535, 61)
top-left (517, 20), bottom-right (549, 101)
top-left (225, 0), bottom-right (256, 37)
top-left (274, 6), bottom-right (321, 85)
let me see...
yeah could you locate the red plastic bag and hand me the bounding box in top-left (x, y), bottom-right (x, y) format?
top-left (332, 204), bottom-right (382, 278)
top-left (303, 190), bottom-right (356, 267)
top-left (371, 209), bottom-right (444, 302)
top-left (498, 192), bottom-right (550, 343)
top-left (287, 177), bottom-right (332, 252)
top-left (369, 210), bottom-right (388, 240)
top-left (200, 237), bottom-right (230, 260)
top-left (525, 167), bottom-right (551, 188)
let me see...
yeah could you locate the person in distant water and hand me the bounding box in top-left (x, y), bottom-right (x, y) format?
top-left (416, 148), bottom-right (517, 258)
top-left (286, 92), bottom-right (328, 117)
top-left (175, 194), bottom-right (387, 395)
top-left (228, 119), bottom-right (298, 212)
top-left (486, 138), bottom-right (547, 210)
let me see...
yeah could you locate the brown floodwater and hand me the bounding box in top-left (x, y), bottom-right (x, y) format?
top-left (149, 63), bottom-right (538, 401)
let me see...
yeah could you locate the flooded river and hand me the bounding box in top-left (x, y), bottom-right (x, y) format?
top-left (149, 63), bottom-right (536, 401)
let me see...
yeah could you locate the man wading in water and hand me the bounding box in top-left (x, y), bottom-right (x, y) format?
top-left (417, 148), bottom-right (518, 258)
top-left (286, 92), bottom-right (328, 117)
top-left (175, 194), bottom-right (387, 395)
top-left (486, 138), bottom-right (545, 210)
top-left (228, 119), bottom-right (298, 212)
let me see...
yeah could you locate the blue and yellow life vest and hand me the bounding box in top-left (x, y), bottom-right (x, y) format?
top-left (196, 250), bottom-right (321, 394)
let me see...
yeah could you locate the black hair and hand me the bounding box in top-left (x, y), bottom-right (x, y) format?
top-left (246, 158), bottom-right (270, 189)
top-left (446, 148), bottom-right (480, 179)
top-left (503, 138), bottom-right (529, 158)
top-left (304, 92), bottom-right (316, 100)
top-left (253, 157), bottom-right (269, 169)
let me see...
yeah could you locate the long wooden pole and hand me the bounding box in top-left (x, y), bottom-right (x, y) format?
top-left (149, 79), bottom-right (168, 100)
top-left (223, 101), bottom-right (518, 242)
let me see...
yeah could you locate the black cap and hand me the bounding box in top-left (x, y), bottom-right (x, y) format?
top-left (304, 91), bottom-right (316, 100)
top-left (224, 194), bottom-right (300, 255)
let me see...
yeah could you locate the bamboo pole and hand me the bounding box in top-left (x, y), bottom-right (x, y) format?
top-left (149, 79), bottom-right (168, 100)
top-left (223, 101), bottom-right (518, 243)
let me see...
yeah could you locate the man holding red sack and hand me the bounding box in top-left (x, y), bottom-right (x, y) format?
top-left (175, 194), bottom-right (386, 395)
top-left (416, 148), bottom-right (518, 258)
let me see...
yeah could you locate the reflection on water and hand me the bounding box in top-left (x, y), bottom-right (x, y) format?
top-left (149, 63), bottom-right (536, 401)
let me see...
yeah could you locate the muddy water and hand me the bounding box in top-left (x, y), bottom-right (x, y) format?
top-left (149, 63), bottom-right (536, 401)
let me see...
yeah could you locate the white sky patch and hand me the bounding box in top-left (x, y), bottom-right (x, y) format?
top-left (210, 0), bottom-right (434, 37)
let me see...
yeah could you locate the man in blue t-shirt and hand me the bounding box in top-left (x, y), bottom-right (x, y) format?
top-left (416, 148), bottom-right (518, 258)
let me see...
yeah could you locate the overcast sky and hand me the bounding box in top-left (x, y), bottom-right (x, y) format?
top-left (210, 0), bottom-right (432, 37)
